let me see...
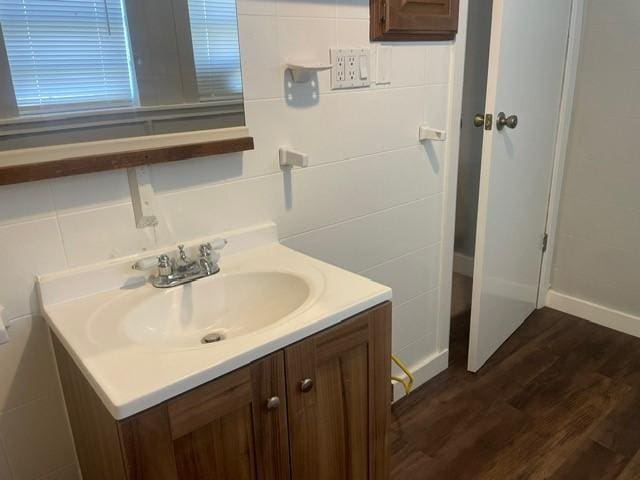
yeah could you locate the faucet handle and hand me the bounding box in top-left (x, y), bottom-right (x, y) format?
top-left (199, 238), bottom-right (227, 257)
top-left (210, 238), bottom-right (228, 251)
top-left (133, 256), bottom-right (161, 271)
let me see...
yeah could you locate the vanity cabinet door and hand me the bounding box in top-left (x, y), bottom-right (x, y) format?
top-left (119, 352), bottom-right (290, 480)
top-left (284, 302), bottom-right (391, 480)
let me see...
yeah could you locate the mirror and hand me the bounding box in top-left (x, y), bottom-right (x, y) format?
top-left (0, 0), bottom-right (245, 152)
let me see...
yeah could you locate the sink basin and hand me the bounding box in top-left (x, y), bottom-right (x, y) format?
top-left (39, 223), bottom-right (391, 419)
top-left (89, 271), bottom-right (312, 350)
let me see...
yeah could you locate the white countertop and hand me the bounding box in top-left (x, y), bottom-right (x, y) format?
top-left (39, 223), bottom-right (391, 419)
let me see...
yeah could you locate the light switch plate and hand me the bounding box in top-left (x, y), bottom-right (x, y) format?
top-left (331, 48), bottom-right (371, 89)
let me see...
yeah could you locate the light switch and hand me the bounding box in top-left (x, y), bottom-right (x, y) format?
top-left (359, 54), bottom-right (369, 80)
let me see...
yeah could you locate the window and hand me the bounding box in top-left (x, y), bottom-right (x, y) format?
top-left (188, 0), bottom-right (242, 100)
top-left (0, 0), bottom-right (244, 152)
top-left (0, 0), bottom-right (134, 114)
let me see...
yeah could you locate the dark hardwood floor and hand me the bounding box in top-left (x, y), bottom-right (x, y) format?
top-left (390, 306), bottom-right (640, 479)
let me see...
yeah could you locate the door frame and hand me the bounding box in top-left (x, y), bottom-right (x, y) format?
top-left (536, 0), bottom-right (586, 308)
top-left (438, 0), bottom-right (586, 365)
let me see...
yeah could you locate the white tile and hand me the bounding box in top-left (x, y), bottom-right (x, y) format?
top-left (0, 393), bottom-right (76, 480)
top-left (338, 87), bottom-right (426, 159)
top-left (336, 19), bottom-right (369, 47)
top-left (150, 153), bottom-right (244, 194)
top-left (337, 0), bottom-right (369, 19)
top-left (279, 146), bottom-right (442, 237)
top-left (0, 181), bottom-right (54, 227)
top-left (156, 174), bottom-right (282, 244)
top-left (0, 316), bottom-right (59, 414)
top-left (49, 170), bottom-right (131, 214)
top-left (0, 219), bottom-right (67, 319)
top-left (424, 84), bottom-right (450, 130)
top-left (236, 0), bottom-right (276, 15)
top-left (57, 204), bottom-right (174, 267)
top-left (277, 0), bottom-right (336, 18)
top-left (425, 44), bottom-right (452, 85)
top-left (362, 244), bottom-right (440, 306)
top-left (391, 289), bottom-right (439, 352)
top-left (282, 195), bottom-right (442, 272)
top-left (0, 441), bottom-right (12, 480)
top-left (245, 95), bottom-right (342, 170)
top-left (238, 15), bottom-right (282, 100)
top-left (391, 45), bottom-right (427, 87)
top-left (277, 17), bottom-right (336, 94)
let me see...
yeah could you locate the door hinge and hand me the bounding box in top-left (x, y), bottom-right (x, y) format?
top-left (542, 233), bottom-right (549, 253)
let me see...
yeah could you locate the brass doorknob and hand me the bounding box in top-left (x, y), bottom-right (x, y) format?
top-left (473, 113), bottom-right (485, 128)
top-left (300, 378), bottom-right (314, 393)
top-left (496, 112), bottom-right (518, 130)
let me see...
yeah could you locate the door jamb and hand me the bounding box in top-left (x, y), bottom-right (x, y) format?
top-left (536, 0), bottom-right (586, 308)
top-left (435, 0), bottom-right (469, 359)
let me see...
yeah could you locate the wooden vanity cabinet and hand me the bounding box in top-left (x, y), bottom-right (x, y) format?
top-left (54, 302), bottom-right (391, 480)
top-left (285, 303), bottom-right (391, 480)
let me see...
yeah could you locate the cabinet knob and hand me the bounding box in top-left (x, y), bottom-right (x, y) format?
top-left (300, 378), bottom-right (314, 393)
top-left (266, 396), bottom-right (281, 410)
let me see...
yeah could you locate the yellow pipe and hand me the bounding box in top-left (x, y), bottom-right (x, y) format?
top-left (391, 354), bottom-right (415, 395)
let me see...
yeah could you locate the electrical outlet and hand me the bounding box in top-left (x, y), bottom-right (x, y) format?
top-left (336, 54), bottom-right (345, 81)
top-left (331, 48), bottom-right (370, 89)
top-left (346, 55), bottom-right (357, 81)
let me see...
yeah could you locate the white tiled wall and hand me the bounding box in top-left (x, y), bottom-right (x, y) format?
top-left (552, 0), bottom-right (640, 317)
top-left (0, 0), bottom-right (459, 477)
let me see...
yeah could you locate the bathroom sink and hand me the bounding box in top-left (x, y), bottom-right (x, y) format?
top-left (90, 271), bottom-right (312, 350)
top-left (39, 223), bottom-right (391, 419)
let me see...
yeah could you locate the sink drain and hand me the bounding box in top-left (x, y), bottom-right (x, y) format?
top-left (201, 332), bottom-right (225, 344)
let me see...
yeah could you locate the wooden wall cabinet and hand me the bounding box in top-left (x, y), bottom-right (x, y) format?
top-left (370, 0), bottom-right (460, 41)
top-left (54, 302), bottom-right (391, 480)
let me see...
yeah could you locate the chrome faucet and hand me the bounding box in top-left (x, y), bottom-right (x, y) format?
top-left (133, 239), bottom-right (227, 288)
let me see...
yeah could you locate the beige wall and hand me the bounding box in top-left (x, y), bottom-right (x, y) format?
top-left (551, 0), bottom-right (640, 316)
top-left (454, 0), bottom-right (492, 259)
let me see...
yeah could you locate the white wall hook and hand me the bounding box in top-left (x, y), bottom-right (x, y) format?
top-left (279, 147), bottom-right (309, 168)
top-left (419, 126), bottom-right (447, 142)
top-left (286, 62), bottom-right (331, 83)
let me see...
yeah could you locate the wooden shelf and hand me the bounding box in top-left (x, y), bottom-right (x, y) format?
top-left (0, 136), bottom-right (254, 186)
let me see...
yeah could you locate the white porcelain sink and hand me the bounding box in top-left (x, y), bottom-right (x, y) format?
top-left (39, 223), bottom-right (391, 419)
top-left (90, 271), bottom-right (312, 351)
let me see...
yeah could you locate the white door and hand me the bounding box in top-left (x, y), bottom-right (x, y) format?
top-left (467, 0), bottom-right (573, 371)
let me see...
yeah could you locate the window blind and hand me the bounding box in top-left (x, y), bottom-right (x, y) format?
top-left (187, 0), bottom-right (242, 100)
top-left (0, 0), bottom-right (134, 114)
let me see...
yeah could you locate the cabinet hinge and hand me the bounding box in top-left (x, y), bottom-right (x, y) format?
top-left (542, 233), bottom-right (549, 253)
top-left (380, 0), bottom-right (386, 22)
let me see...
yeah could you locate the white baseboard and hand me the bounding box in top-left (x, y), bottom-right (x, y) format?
top-left (392, 349), bottom-right (449, 402)
top-left (546, 290), bottom-right (640, 338)
top-left (453, 253), bottom-right (474, 277)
